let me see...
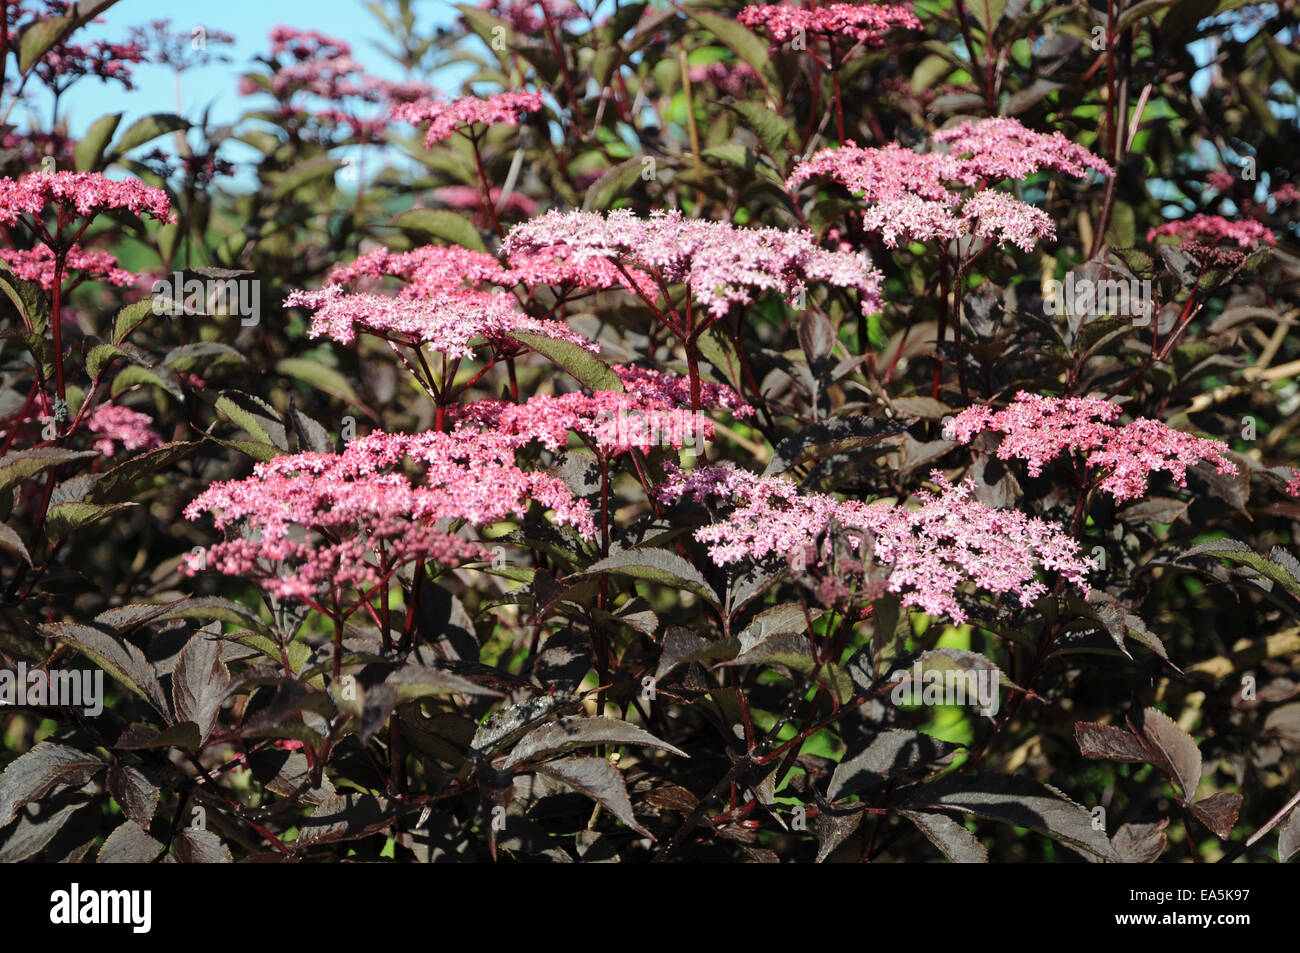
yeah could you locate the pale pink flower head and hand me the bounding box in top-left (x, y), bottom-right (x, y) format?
top-left (932, 117), bottom-right (1113, 183)
top-left (503, 208), bottom-right (883, 317)
top-left (393, 91), bottom-right (544, 146)
top-left (789, 119), bottom-right (1105, 251)
top-left (183, 429), bottom-right (594, 603)
top-left (0, 245), bottom-right (134, 290)
top-left (479, 0), bottom-right (584, 33)
top-left (87, 403), bottom-right (163, 457)
top-left (960, 190), bottom-right (1055, 252)
top-left (452, 364), bottom-right (752, 454)
top-left (660, 463), bottom-right (1092, 623)
top-left (946, 391), bottom-right (1238, 503)
top-left (737, 3), bottom-right (922, 46)
top-left (0, 171), bottom-right (173, 227)
top-left (284, 284), bottom-right (595, 357)
top-left (1147, 213), bottom-right (1276, 248)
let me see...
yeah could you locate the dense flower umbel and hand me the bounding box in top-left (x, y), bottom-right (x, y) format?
top-left (0, 245), bottom-right (134, 289)
top-left (183, 429), bottom-right (595, 601)
top-left (737, 3), bottom-right (921, 45)
top-left (0, 171), bottom-right (173, 226)
top-left (394, 91), bottom-right (544, 146)
top-left (453, 365), bottom-right (753, 453)
top-left (660, 464), bottom-right (1092, 623)
top-left (87, 403), bottom-right (163, 457)
top-left (788, 118), bottom-right (1109, 250)
top-left (326, 242), bottom-right (652, 298)
top-left (284, 284), bottom-right (595, 356)
top-left (1147, 213), bottom-right (1277, 248)
top-left (946, 391), bottom-right (1238, 503)
top-left (502, 209), bottom-right (883, 317)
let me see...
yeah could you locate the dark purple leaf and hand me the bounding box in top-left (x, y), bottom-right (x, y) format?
top-left (0, 743), bottom-right (105, 827)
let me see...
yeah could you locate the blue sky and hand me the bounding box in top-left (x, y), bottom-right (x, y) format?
top-left (18, 0), bottom-right (460, 137)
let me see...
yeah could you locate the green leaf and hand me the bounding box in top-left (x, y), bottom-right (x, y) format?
top-left (214, 391), bottom-right (288, 449)
top-left (582, 548), bottom-right (719, 608)
top-left (583, 157), bottom-right (649, 212)
top-left (112, 300), bottom-right (156, 345)
top-left (18, 16), bottom-right (73, 74)
top-left (702, 145), bottom-right (782, 184)
top-left (726, 101), bottom-right (793, 164)
top-left (276, 357), bottom-right (365, 410)
top-left (271, 155), bottom-right (340, 201)
top-left (1180, 539), bottom-right (1300, 600)
top-left (45, 501), bottom-right (134, 539)
top-left (507, 331), bottom-right (621, 392)
top-left (74, 112), bottom-right (122, 171)
top-left (111, 364), bottom-right (181, 400)
top-left (390, 208), bottom-right (486, 252)
top-left (0, 260), bottom-right (51, 333)
top-left (109, 113), bottom-right (190, 159)
top-left (17, 0), bottom-right (118, 74)
top-left (86, 341), bottom-right (131, 379)
top-left (686, 9), bottom-right (780, 97)
top-left (970, 0), bottom-right (1006, 35)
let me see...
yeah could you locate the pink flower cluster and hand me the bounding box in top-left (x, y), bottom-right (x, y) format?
top-left (660, 464), bottom-right (1092, 622)
top-left (688, 61), bottom-right (762, 98)
top-left (945, 391), bottom-right (1238, 503)
top-left (87, 403), bottom-right (163, 457)
top-left (931, 117), bottom-right (1114, 182)
top-left (737, 3), bottom-right (921, 46)
top-left (394, 92), bottom-right (544, 146)
top-left (453, 365), bottom-right (752, 453)
top-left (480, 0), bottom-right (584, 33)
top-left (0, 171), bottom-right (173, 226)
top-left (0, 245), bottom-right (134, 290)
top-left (502, 209), bottom-right (883, 317)
top-left (285, 284), bottom-right (594, 357)
top-left (1273, 183), bottom-right (1300, 204)
top-left (788, 118), bottom-right (1109, 250)
top-left (183, 429), bottom-right (595, 602)
top-left (1146, 213), bottom-right (1276, 248)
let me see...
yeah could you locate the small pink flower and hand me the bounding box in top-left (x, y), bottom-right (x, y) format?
top-left (394, 91), bottom-right (544, 146)
top-left (660, 463), bottom-right (1092, 623)
top-left (503, 208), bottom-right (883, 317)
top-left (0, 171), bottom-right (173, 226)
top-left (738, 3), bottom-right (921, 46)
top-left (946, 391), bottom-right (1238, 503)
top-left (1147, 213), bottom-right (1276, 248)
top-left (87, 403), bottom-right (163, 457)
top-left (184, 429), bottom-right (595, 602)
top-left (0, 245), bottom-right (135, 290)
